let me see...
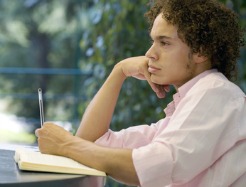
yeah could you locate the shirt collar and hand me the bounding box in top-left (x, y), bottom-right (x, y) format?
top-left (164, 69), bottom-right (218, 117)
top-left (177, 69), bottom-right (218, 99)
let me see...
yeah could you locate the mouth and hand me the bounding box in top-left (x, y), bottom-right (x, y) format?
top-left (148, 65), bottom-right (160, 74)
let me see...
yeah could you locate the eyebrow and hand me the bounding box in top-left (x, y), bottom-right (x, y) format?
top-left (150, 35), bottom-right (174, 40)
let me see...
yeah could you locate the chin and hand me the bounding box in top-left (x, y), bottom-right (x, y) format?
top-left (151, 77), bottom-right (168, 85)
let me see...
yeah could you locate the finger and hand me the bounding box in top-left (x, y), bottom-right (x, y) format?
top-left (35, 129), bottom-right (40, 137)
top-left (43, 121), bottom-right (55, 127)
top-left (163, 85), bottom-right (170, 92)
top-left (36, 128), bottom-right (50, 138)
top-left (156, 91), bottom-right (166, 98)
top-left (155, 85), bottom-right (166, 98)
top-left (43, 122), bottom-right (64, 131)
top-left (143, 70), bottom-right (159, 93)
top-left (147, 79), bottom-right (160, 93)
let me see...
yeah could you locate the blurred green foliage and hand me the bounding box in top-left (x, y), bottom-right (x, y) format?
top-left (0, 129), bottom-right (36, 143)
top-left (0, 0), bottom-right (245, 186)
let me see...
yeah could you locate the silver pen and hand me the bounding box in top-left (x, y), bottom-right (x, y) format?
top-left (38, 88), bottom-right (45, 127)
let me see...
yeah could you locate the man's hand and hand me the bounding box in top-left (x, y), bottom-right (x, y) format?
top-left (35, 122), bottom-right (74, 156)
top-left (117, 56), bottom-right (169, 98)
top-left (35, 122), bottom-right (140, 185)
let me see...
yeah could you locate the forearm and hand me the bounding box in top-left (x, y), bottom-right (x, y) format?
top-left (36, 123), bottom-right (139, 185)
top-left (76, 56), bottom-right (166, 141)
top-left (76, 63), bottom-right (126, 142)
top-left (63, 136), bottom-right (139, 186)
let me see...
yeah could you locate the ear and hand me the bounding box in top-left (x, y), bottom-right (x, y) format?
top-left (193, 53), bottom-right (208, 64)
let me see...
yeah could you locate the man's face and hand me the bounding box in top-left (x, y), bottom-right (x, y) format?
top-left (146, 14), bottom-right (197, 89)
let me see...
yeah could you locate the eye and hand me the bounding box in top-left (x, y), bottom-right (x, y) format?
top-left (160, 41), bottom-right (170, 46)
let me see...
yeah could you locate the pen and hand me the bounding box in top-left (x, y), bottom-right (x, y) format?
top-left (38, 88), bottom-right (44, 127)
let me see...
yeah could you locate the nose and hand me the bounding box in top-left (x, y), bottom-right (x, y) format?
top-left (145, 44), bottom-right (158, 62)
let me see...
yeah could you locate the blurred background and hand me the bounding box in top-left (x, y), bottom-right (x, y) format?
top-left (0, 0), bottom-right (245, 186)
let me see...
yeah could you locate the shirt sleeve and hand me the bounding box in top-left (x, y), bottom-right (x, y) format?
top-left (132, 80), bottom-right (246, 187)
top-left (95, 119), bottom-right (168, 149)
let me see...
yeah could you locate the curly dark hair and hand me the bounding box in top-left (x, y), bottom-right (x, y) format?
top-left (145, 0), bottom-right (244, 80)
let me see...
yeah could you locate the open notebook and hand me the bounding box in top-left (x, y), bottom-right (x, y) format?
top-left (14, 148), bottom-right (106, 177)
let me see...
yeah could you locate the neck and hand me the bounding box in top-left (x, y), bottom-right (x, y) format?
top-left (174, 59), bottom-right (212, 90)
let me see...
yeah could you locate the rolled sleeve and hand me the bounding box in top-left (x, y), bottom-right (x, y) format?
top-left (132, 79), bottom-right (245, 187)
top-left (95, 123), bottom-right (162, 149)
top-left (133, 142), bottom-right (173, 187)
top-left (95, 129), bottom-right (124, 148)
top-left (97, 72), bottom-right (246, 186)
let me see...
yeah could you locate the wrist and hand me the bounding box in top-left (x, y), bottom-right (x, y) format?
top-left (113, 62), bottom-right (127, 81)
top-left (59, 135), bottom-right (78, 157)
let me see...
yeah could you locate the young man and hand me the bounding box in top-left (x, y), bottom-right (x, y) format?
top-left (36, 0), bottom-right (246, 186)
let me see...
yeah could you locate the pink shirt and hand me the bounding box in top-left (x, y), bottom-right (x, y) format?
top-left (95, 69), bottom-right (246, 187)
